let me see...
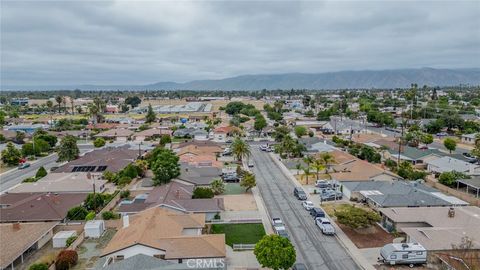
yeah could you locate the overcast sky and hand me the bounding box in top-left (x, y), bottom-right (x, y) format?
top-left (1, 0), bottom-right (479, 86)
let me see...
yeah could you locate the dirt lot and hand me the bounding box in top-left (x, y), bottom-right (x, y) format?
top-left (339, 223), bottom-right (396, 248)
top-left (219, 194), bottom-right (258, 211)
top-left (141, 99), bottom-right (265, 111)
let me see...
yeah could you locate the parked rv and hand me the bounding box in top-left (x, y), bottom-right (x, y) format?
top-left (379, 243), bottom-right (427, 268)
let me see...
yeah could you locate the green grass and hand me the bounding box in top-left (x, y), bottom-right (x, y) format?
top-left (211, 223), bottom-right (265, 247)
top-left (224, 183), bottom-right (247, 195)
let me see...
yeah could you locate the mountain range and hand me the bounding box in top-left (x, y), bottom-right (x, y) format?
top-left (3, 68), bottom-right (480, 91)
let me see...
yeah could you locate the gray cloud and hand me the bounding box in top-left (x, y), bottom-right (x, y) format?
top-left (1, 0), bottom-right (479, 86)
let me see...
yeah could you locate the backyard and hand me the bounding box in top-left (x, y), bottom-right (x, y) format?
top-left (210, 223), bottom-right (265, 247)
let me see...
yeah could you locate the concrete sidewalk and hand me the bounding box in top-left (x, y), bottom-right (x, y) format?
top-left (269, 152), bottom-right (375, 270)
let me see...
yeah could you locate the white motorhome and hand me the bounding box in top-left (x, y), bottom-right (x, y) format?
top-left (379, 243), bottom-right (427, 267)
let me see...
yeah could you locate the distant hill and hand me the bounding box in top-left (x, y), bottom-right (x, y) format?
top-left (3, 68), bottom-right (480, 91)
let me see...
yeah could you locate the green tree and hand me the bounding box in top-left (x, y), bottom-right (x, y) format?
top-left (125, 96), bottom-right (142, 107)
top-left (301, 166), bottom-right (312, 184)
top-left (66, 206), bottom-right (88, 220)
top-left (85, 211), bottom-right (96, 221)
top-left (1, 142), bottom-right (21, 166)
top-left (102, 211), bottom-right (119, 220)
top-left (93, 137), bottom-right (106, 148)
top-left (145, 104), bottom-right (156, 123)
top-left (55, 96), bottom-right (63, 113)
top-left (192, 187), bottom-right (214, 198)
top-left (149, 148), bottom-right (180, 185)
top-left (84, 193), bottom-right (105, 211)
top-left (35, 166), bottom-right (48, 179)
top-left (335, 205), bottom-right (381, 229)
top-left (254, 114), bottom-right (267, 131)
top-left (294, 126), bottom-right (307, 138)
top-left (240, 172), bottom-right (256, 191)
top-left (159, 135), bottom-right (172, 145)
top-left (254, 234), bottom-right (296, 270)
top-left (210, 178), bottom-right (225, 195)
top-left (311, 159), bottom-right (326, 180)
top-left (231, 137), bottom-right (251, 161)
top-left (421, 133), bottom-right (434, 146)
top-left (444, 138), bottom-right (457, 154)
top-left (318, 152), bottom-right (335, 174)
top-left (57, 135), bottom-right (79, 162)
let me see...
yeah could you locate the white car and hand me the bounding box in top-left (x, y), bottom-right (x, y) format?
top-left (272, 217), bottom-right (283, 227)
top-left (302, 201), bottom-right (314, 211)
top-left (315, 217), bottom-right (335, 235)
top-left (260, 144), bottom-right (269, 151)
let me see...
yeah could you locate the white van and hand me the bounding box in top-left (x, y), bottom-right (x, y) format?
top-left (379, 243), bottom-right (427, 267)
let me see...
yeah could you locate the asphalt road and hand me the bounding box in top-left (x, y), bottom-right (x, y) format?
top-left (0, 144), bottom-right (94, 193)
top-left (250, 147), bottom-right (359, 270)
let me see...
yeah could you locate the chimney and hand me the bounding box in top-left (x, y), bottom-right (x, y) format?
top-left (122, 215), bottom-right (130, 228)
top-left (12, 223), bottom-right (20, 231)
top-left (448, 207), bottom-right (455, 218)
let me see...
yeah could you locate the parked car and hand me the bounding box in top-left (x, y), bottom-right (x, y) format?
top-left (260, 144), bottom-right (269, 151)
top-left (436, 132), bottom-right (448, 137)
top-left (248, 160), bottom-right (254, 167)
top-left (18, 163), bottom-right (31, 169)
top-left (292, 263), bottom-right (308, 270)
top-left (276, 228), bottom-right (289, 239)
top-left (302, 201), bottom-right (314, 211)
top-left (271, 217), bottom-right (284, 228)
top-left (223, 148), bottom-right (232, 156)
top-left (293, 187), bottom-right (307, 200)
top-left (320, 190), bottom-right (343, 201)
top-left (310, 207), bottom-right (326, 219)
top-left (223, 174), bottom-right (239, 182)
top-left (315, 217), bottom-right (335, 235)
top-left (225, 138), bottom-right (233, 144)
top-left (315, 180), bottom-right (329, 189)
top-left (462, 152), bottom-right (477, 163)
top-left (265, 146), bottom-right (273, 152)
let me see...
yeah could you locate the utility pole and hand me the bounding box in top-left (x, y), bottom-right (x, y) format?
top-left (397, 108), bottom-right (404, 169)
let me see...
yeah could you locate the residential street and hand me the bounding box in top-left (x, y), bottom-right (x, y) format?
top-left (250, 147), bottom-right (360, 270)
top-left (0, 144), bottom-right (94, 193)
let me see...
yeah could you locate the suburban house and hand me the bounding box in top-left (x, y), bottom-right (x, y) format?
top-left (351, 133), bottom-right (395, 145)
top-left (94, 128), bottom-right (134, 142)
top-left (461, 133), bottom-right (478, 145)
top-left (326, 150), bottom-right (401, 182)
top-left (175, 143), bottom-right (223, 158)
top-left (426, 156), bottom-right (480, 175)
top-left (86, 123), bottom-right (118, 130)
top-left (54, 147), bottom-right (138, 174)
top-left (3, 124), bottom-right (49, 134)
top-left (321, 117), bottom-right (365, 135)
top-left (0, 222), bottom-right (58, 270)
top-left (379, 206), bottom-right (480, 251)
top-left (133, 128), bottom-right (171, 142)
top-left (294, 120), bottom-right (327, 131)
top-left (0, 193), bottom-right (87, 223)
top-left (100, 208), bottom-right (226, 264)
top-left (384, 146), bottom-right (442, 166)
top-left (176, 164), bottom-right (222, 187)
top-left (174, 140), bottom-right (223, 152)
top-left (7, 172), bottom-right (107, 194)
top-left (173, 128), bottom-right (209, 141)
top-left (342, 180), bottom-right (468, 208)
top-left (212, 126), bottom-right (237, 142)
top-left (118, 181), bottom-right (224, 221)
top-left (179, 154), bottom-right (223, 168)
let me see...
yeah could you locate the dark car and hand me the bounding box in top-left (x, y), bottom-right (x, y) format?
top-left (292, 263), bottom-right (308, 270)
top-left (310, 207), bottom-right (326, 219)
top-left (222, 174), bottom-right (239, 183)
top-left (293, 187), bottom-right (307, 200)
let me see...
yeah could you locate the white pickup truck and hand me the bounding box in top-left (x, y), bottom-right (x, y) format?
top-left (315, 217), bottom-right (335, 235)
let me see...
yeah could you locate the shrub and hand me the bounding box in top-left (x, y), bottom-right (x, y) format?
top-left (66, 235), bottom-right (78, 247)
top-left (35, 166), bottom-right (48, 179)
top-left (119, 164), bottom-right (139, 179)
top-left (66, 206), bottom-right (88, 220)
top-left (93, 137), bottom-right (106, 148)
top-left (439, 171), bottom-right (469, 187)
top-left (117, 176), bottom-right (132, 186)
top-left (85, 211), bottom-right (96, 221)
top-left (55, 250), bottom-right (78, 270)
top-left (120, 190), bottom-right (130, 199)
top-left (102, 171), bottom-right (117, 182)
top-left (29, 263), bottom-right (49, 270)
top-left (192, 187), bottom-right (214, 199)
top-left (102, 211), bottom-right (119, 220)
top-left (335, 205), bottom-right (381, 229)
top-left (23, 177), bottom-right (38, 183)
top-left (84, 193), bottom-right (105, 211)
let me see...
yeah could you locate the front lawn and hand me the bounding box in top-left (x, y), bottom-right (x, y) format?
top-left (224, 183), bottom-right (247, 195)
top-left (211, 223), bottom-right (265, 247)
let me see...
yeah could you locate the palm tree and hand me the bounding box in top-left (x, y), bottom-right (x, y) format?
top-left (295, 163), bottom-right (302, 175)
top-left (55, 96), bottom-right (63, 113)
top-left (46, 100), bottom-right (53, 113)
top-left (210, 178), bottom-right (225, 195)
top-left (319, 152), bottom-right (335, 174)
top-left (303, 155), bottom-right (313, 167)
top-left (311, 159), bottom-right (326, 180)
top-left (231, 137), bottom-right (250, 162)
top-left (70, 98), bottom-right (75, 115)
top-left (302, 166), bottom-right (312, 185)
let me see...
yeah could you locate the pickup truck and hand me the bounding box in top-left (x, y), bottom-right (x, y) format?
top-left (315, 217), bottom-right (335, 235)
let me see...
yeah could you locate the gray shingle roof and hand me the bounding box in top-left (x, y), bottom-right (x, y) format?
top-left (343, 180), bottom-right (466, 207)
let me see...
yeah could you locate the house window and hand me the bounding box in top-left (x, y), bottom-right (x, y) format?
top-left (390, 255), bottom-right (397, 259)
top-left (154, 254), bottom-right (166, 259)
top-left (402, 254), bottom-right (408, 259)
top-left (115, 255), bottom-right (124, 261)
top-left (416, 251), bottom-right (423, 255)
